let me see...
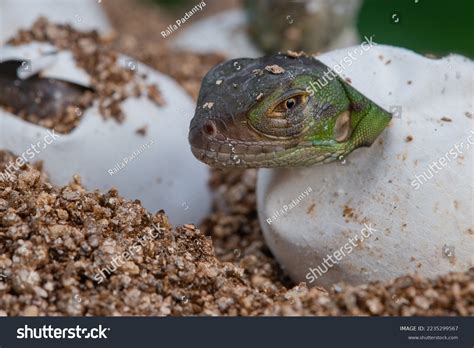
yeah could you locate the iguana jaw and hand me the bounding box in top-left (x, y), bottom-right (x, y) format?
top-left (190, 142), bottom-right (344, 168)
top-left (189, 117), bottom-right (348, 168)
top-left (189, 121), bottom-right (304, 168)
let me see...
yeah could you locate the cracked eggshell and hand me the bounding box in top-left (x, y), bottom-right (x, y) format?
top-left (257, 45), bottom-right (474, 288)
top-left (0, 43), bottom-right (212, 226)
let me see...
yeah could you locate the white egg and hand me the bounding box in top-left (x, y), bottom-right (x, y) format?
top-left (0, 42), bottom-right (212, 225)
top-left (258, 45), bottom-right (474, 287)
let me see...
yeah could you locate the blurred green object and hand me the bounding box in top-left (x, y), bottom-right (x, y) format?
top-left (150, 0), bottom-right (192, 9)
top-left (244, 0), bottom-right (361, 54)
top-left (357, 0), bottom-right (474, 58)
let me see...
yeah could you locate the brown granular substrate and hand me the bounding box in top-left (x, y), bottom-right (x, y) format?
top-left (6, 18), bottom-right (165, 133)
top-left (0, 151), bottom-right (473, 316)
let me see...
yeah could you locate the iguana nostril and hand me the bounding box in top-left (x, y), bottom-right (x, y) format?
top-left (203, 121), bottom-right (216, 136)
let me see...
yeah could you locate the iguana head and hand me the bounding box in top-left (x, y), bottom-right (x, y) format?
top-left (189, 52), bottom-right (391, 168)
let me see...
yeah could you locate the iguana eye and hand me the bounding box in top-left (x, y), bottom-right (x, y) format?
top-left (268, 94), bottom-right (308, 118)
top-left (285, 98), bottom-right (296, 109)
top-left (248, 90), bottom-right (309, 138)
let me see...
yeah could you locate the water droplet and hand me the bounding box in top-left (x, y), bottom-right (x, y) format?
top-left (286, 15), bottom-right (294, 24)
top-left (127, 59), bottom-right (137, 71)
top-left (74, 14), bottom-right (83, 23)
top-left (231, 154), bottom-right (240, 163)
top-left (442, 244), bottom-right (455, 259)
top-left (389, 105), bottom-right (402, 118)
top-left (20, 60), bottom-right (31, 72)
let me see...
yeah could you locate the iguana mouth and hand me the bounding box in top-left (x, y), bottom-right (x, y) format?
top-left (189, 117), bottom-right (348, 168)
top-left (190, 142), bottom-right (343, 168)
top-left (188, 123), bottom-right (298, 168)
top-left (190, 144), bottom-right (282, 168)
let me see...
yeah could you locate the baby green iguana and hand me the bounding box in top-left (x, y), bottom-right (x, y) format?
top-left (189, 51), bottom-right (391, 168)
